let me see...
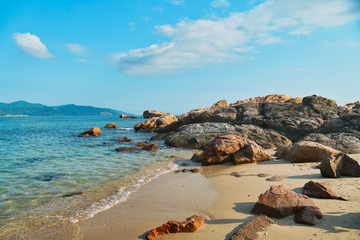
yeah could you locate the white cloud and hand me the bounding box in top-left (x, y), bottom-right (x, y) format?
top-left (350, 42), bottom-right (360, 47)
top-left (117, 0), bottom-right (360, 76)
top-left (13, 33), bottom-right (54, 58)
top-left (211, 0), bottom-right (231, 8)
top-left (152, 6), bottom-right (163, 13)
top-left (67, 43), bottom-right (85, 55)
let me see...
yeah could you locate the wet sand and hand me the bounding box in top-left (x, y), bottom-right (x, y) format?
top-left (77, 150), bottom-right (360, 240)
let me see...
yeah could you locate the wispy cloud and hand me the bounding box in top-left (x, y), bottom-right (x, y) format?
top-left (77, 59), bottom-right (90, 63)
top-left (116, 0), bottom-right (360, 76)
top-left (152, 6), bottom-right (163, 13)
top-left (13, 33), bottom-right (54, 58)
top-left (67, 43), bottom-right (85, 55)
top-left (211, 0), bottom-right (231, 8)
top-left (129, 22), bottom-right (136, 31)
top-left (350, 42), bottom-right (360, 47)
top-left (165, 0), bottom-right (185, 6)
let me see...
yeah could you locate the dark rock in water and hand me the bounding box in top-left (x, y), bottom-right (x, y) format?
top-left (142, 144), bottom-right (158, 151)
top-left (114, 137), bottom-right (133, 142)
top-left (62, 191), bottom-right (83, 197)
top-left (115, 147), bottom-right (138, 152)
top-left (136, 141), bottom-right (146, 147)
top-left (318, 153), bottom-right (360, 178)
top-left (164, 122), bottom-right (291, 149)
top-left (78, 127), bottom-right (101, 137)
top-left (303, 181), bottom-right (347, 201)
top-left (251, 185), bottom-right (322, 225)
top-left (190, 152), bottom-right (202, 162)
top-left (230, 215), bottom-right (281, 240)
top-left (32, 173), bottom-right (65, 182)
top-left (146, 215), bottom-right (205, 240)
top-left (104, 123), bottom-right (117, 128)
top-left (200, 135), bottom-right (273, 166)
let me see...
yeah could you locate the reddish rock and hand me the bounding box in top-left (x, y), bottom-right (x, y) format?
top-left (318, 153), bottom-right (360, 178)
top-left (78, 127), bottom-right (101, 137)
top-left (303, 181), bottom-right (347, 201)
top-left (136, 141), bottom-right (147, 147)
top-left (200, 135), bottom-right (273, 166)
top-left (230, 215), bottom-right (280, 240)
top-left (115, 147), bottom-right (138, 152)
top-left (251, 185), bottom-right (322, 226)
top-left (287, 141), bottom-right (340, 163)
top-left (119, 114), bottom-right (137, 118)
top-left (134, 115), bottom-right (179, 132)
top-left (145, 141), bottom-right (149, 143)
top-left (142, 143), bottom-right (158, 151)
top-left (274, 143), bottom-right (294, 160)
top-left (146, 215), bottom-right (205, 240)
top-left (104, 123), bottom-right (117, 128)
top-left (211, 99), bottom-right (228, 109)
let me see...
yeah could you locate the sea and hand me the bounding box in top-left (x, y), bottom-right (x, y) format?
top-left (0, 115), bottom-right (197, 239)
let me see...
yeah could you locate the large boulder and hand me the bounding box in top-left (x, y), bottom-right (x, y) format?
top-left (134, 115), bottom-right (179, 132)
top-left (199, 135), bottom-right (273, 166)
top-left (78, 127), bottom-right (101, 137)
top-left (318, 153), bottom-right (360, 178)
top-left (286, 141), bottom-right (340, 163)
top-left (165, 122), bottom-right (291, 149)
top-left (143, 110), bottom-right (173, 118)
top-left (251, 185), bottom-right (323, 226)
top-left (146, 215), bottom-right (205, 240)
top-left (303, 181), bottom-right (347, 201)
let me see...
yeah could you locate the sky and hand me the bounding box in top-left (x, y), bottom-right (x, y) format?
top-left (1, 0), bottom-right (360, 115)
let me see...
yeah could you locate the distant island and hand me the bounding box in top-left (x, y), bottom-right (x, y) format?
top-left (0, 101), bottom-right (136, 117)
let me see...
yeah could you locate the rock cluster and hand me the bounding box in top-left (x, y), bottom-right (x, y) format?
top-left (251, 185), bottom-right (323, 226)
top-left (146, 215), bottom-right (205, 240)
top-left (199, 135), bottom-right (273, 166)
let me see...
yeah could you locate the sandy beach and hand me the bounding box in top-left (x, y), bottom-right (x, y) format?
top-left (76, 150), bottom-right (360, 240)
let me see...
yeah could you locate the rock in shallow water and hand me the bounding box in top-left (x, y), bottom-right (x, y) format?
top-left (78, 127), bottom-right (101, 137)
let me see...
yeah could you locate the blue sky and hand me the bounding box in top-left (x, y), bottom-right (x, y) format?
top-left (1, 0), bottom-right (360, 115)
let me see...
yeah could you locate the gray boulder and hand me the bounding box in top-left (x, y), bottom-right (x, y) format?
top-left (164, 122), bottom-right (291, 149)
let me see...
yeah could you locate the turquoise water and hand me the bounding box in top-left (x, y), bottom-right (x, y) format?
top-left (0, 116), bottom-right (196, 238)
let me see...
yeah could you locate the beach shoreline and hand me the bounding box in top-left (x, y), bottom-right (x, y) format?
top-left (76, 150), bottom-right (360, 240)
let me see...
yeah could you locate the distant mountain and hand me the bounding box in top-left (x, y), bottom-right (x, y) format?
top-left (0, 101), bottom-right (136, 116)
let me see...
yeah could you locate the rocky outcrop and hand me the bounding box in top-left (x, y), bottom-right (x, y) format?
top-left (134, 115), bottom-right (179, 132)
top-left (119, 114), bottom-right (137, 118)
top-left (303, 181), bottom-right (347, 201)
top-left (199, 135), bottom-right (273, 166)
top-left (344, 101), bottom-right (360, 110)
top-left (285, 141), bottom-right (340, 163)
top-left (164, 122), bottom-right (291, 149)
top-left (302, 132), bottom-right (360, 154)
top-left (211, 99), bottom-right (228, 108)
top-left (251, 185), bottom-right (323, 226)
top-left (105, 123), bottom-right (117, 128)
top-left (230, 215), bottom-right (281, 240)
top-left (318, 153), bottom-right (360, 178)
top-left (146, 215), bottom-right (205, 240)
top-left (78, 127), bottom-right (101, 137)
top-left (143, 110), bottom-right (173, 118)
top-left (230, 94), bottom-right (300, 105)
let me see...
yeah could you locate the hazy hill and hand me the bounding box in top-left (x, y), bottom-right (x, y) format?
top-left (0, 101), bottom-right (135, 116)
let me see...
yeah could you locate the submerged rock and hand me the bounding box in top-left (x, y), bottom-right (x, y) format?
top-left (32, 173), bottom-right (65, 182)
top-left (251, 185), bottom-right (322, 226)
top-left (78, 127), bottom-right (101, 137)
top-left (146, 215), bottom-right (205, 240)
top-left (200, 135), bottom-right (273, 166)
top-left (62, 191), bottom-right (83, 197)
top-left (115, 147), bottom-right (138, 152)
top-left (142, 143), bottom-right (158, 151)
